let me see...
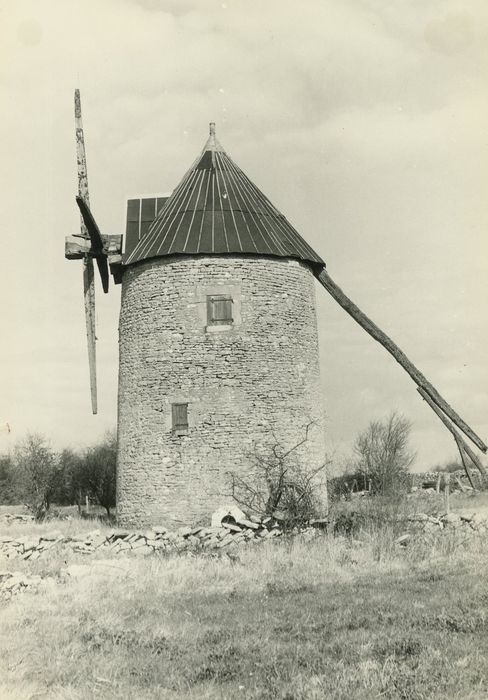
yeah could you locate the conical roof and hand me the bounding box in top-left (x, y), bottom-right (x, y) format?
top-left (124, 124), bottom-right (324, 270)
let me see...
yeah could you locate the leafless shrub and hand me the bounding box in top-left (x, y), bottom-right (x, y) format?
top-left (354, 411), bottom-right (415, 497)
top-left (226, 422), bottom-right (329, 529)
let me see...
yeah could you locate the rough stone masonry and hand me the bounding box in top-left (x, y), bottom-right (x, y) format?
top-left (117, 255), bottom-right (325, 527)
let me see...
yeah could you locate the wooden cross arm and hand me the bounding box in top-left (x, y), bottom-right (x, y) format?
top-left (65, 234), bottom-right (123, 260)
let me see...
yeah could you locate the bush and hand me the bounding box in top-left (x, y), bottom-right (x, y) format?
top-left (227, 423), bottom-right (328, 529)
top-left (13, 433), bottom-right (59, 520)
top-left (354, 412), bottom-right (415, 497)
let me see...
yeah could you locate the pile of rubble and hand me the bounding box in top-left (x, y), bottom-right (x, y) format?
top-left (405, 511), bottom-right (488, 533)
top-left (0, 512), bottom-right (34, 525)
top-left (0, 570), bottom-right (55, 600)
top-left (1, 506), bottom-right (486, 565)
top-left (0, 507), bottom-right (287, 561)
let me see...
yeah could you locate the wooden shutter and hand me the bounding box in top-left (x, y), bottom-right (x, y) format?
top-left (207, 295), bottom-right (233, 324)
top-left (172, 403), bottom-right (188, 431)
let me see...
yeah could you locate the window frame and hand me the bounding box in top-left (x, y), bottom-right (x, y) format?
top-left (206, 294), bottom-right (234, 326)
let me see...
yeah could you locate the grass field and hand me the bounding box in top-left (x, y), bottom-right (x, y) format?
top-left (1, 497), bottom-right (488, 699)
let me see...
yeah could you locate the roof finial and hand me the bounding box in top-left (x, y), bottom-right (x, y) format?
top-left (203, 121), bottom-right (222, 153)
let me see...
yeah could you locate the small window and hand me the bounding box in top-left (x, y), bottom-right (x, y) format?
top-left (207, 295), bottom-right (233, 325)
top-left (172, 403), bottom-right (188, 434)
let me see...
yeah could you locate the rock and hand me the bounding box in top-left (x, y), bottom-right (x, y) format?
top-left (235, 518), bottom-right (260, 530)
top-left (249, 514), bottom-right (263, 524)
top-left (19, 538), bottom-right (40, 552)
top-left (442, 513), bottom-right (461, 524)
top-left (395, 534), bottom-right (411, 546)
top-left (189, 527), bottom-right (204, 536)
top-left (211, 505), bottom-right (247, 528)
top-left (3, 573), bottom-right (30, 590)
top-left (41, 530), bottom-right (63, 542)
top-left (152, 526), bottom-right (168, 535)
top-left (139, 545), bottom-right (154, 556)
top-left (216, 534), bottom-right (233, 548)
top-left (408, 513), bottom-right (429, 522)
top-left (177, 527), bottom-right (192, 537)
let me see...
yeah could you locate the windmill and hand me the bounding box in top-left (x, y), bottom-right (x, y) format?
top-left (65, 91), bottom-right (486, 527)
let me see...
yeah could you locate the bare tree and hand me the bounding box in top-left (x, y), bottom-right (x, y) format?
top-left (79, 430), bottom-right (117, 517)
top-left (227, 422), bottom-right (329, 528)
top-left (354, 412), bottom-right (415, 496)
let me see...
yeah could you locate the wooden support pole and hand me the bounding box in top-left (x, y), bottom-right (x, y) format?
top-left (417, 387), bottom-right (487, 481)
top-left (316, 269), bottom-right (487, 454)
top-left (454, 433), bottom-right (476, 490)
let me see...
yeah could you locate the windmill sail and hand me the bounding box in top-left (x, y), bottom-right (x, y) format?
top-left (75, 89), bottom-right (97, 414)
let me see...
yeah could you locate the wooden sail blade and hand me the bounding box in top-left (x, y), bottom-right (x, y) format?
top-left (316, 269), bottom-right (487, 454)
top-left (76, 195), bottom-right (104, 254)
top-left (83, 257), bottom-right (97, 414)
top-left (95, 254), bottom-right (109, 294)
top-left (75, 89), bottom-right (98, 412)
top-left (75, 89), bottom-right (90, 226)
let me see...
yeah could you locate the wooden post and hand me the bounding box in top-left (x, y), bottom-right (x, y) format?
top-left (454, 474), bottom-right (467, 493)
top-left (316, 269), bottom-right (487, 454)
top-left (435, 473), bottom-right (441, 494)
top-left (444, 473), bottom-right (451, 514)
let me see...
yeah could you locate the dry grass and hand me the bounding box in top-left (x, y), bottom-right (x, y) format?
top-left (1, 511), bottom-right (488, 700)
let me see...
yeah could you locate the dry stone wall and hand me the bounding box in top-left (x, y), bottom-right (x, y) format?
top-left (117, 255), bottom-right (325, 527)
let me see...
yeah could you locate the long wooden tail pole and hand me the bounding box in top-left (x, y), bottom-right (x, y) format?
top-left (316, 269), bottom-right (487, 454)
top-left (75, 89), bottom-right (97, 415)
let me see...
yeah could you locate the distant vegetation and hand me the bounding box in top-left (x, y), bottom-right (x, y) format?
top-left (329, 412), bottom-right (416, 502)
top-left (0, 431), bottom-right (116, 520)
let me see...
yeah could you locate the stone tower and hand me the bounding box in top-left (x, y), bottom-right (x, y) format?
top-left (116, 125), bottom-right (326, 527)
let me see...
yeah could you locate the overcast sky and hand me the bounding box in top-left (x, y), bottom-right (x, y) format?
top-left (0, 0), bottom-right (487, 472)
